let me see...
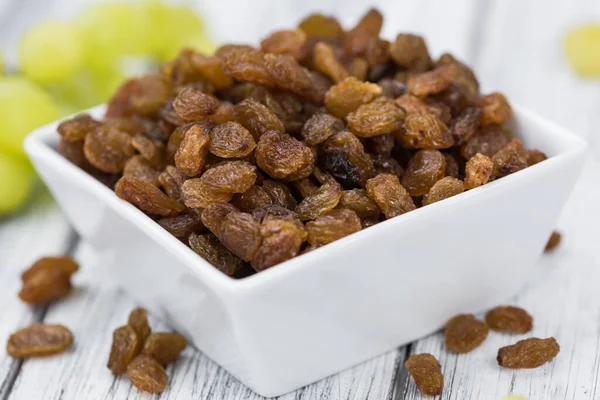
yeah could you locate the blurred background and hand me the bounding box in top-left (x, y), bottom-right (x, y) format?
top-left (1, 0), bottom-right (600, 218)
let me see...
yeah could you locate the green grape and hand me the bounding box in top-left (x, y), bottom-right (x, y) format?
top-left (159, 5), bottom-right (210, 61)
top-left (565, 24), bottom-right (600, 77)
top-left (0, 77), bottom-right (58, 159)
top-left (19, 21), bottom-right (84, 84)
top-left (46, 71), bottom-right (107, 116)
top-left (0, 50), bottom-right (4, 74)
top-left (0, 151), bottom-right (34, 216)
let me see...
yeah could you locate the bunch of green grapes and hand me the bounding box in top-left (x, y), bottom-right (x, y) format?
top-left (565, 24), bottom-right (600, 77)
top-left (0, 0), bottom-right (215, 216)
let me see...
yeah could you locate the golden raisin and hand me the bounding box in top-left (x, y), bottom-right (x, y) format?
top-left (261, 180), bottom-right (297, 209)
top-left (464, 153), bottom-right (493, 189)
top-left (127, 354), bottom-right (168, 393)
top-left (7, 324), bottom-right (73, 358)
top-left (365, 174), bottom-right (415, 219)
top-left (401, 150), bottom-right (446, 197)
top-left (527, 149), bottom-right (547, 166)
top-left (189, 232), bottom-right (243, 276)
top-left (338, 189), bottom-right (381, 220)
top-left (389, 34), bottom-right (431, 70)
top-left (235, 98), bottom-right (285, 140)
top-left (116, 176), bottom-right (185, 216)
top-left (108, 325), bottom-right (141, 375)
top-left (57, 114), bottom-right (100, 143)
top-left (344, 9), bottom-right (383, 56)
top-left (123, 156), bottom-right (161, 186)
top-left (492, 139), bottom-right (528, 178)
top-left (231, 185), bottom-right (272, 212)
top-left (423, 177), bottom-right (464, 205)
top-left (209, 121), bottom-right (256, 158)
top-left (260, 29), bottom-right (307, 60)
top-left (485, 306), bottom-right (533, 334)
top-left (128, 308), bottom-right (151, 343)
top-left (219, 211), bottom-right (262, 261)
top-left (477, 92), bottom-right (512, 126)
top-left (319, 131), bottom-right (375, 188)
top-left (407, 65), bottom-right (456, 98)
top-left (324, 77), bottom-right (382, 118)
top-left (173, 86), bottom-right (220, 122)
top-left (141, 332), bottom-right (187, 365)
top-left (157, 212), bottom-right (204, 238)
top-left (255, 130), bottom-right (314, 180)
top-left (404, 354), bottom-right (444, 396)
top-left (252, 218), bottom-right (307, 271)
top-left (313, 42), bottom-right (348, 83)
top-left (19, 256), bottom-right (78, 305)
top-left (298, 14), bottom-right (344, 39)
top-left (347, 97), bottom-right (405, 138)
top-left (296, 181), bottom-right (342, 221)
top-left (450, 106), bottom-right (481, 145)
top-left (445, 314), bottom-right (489, 354)
top-left (305, 208), bottom-right (361, 245)
top-left (461, 124), bottom-right (512, 159)
top-left (545, 231), bottom-right (562, 252)
top-left (497, 337), bottom-right (560, 369)
top-left (83, 126), bottom-right (135, 173)
top-left (397, 113), bottom-right (454, 149)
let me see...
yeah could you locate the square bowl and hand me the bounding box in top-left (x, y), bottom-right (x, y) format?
top-left (25, 104), bottom-right (586, 397)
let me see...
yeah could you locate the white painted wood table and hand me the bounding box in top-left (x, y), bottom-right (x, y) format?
top-left (2, 0), bottom-right (600, 399)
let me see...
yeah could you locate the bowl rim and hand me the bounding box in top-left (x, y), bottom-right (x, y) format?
top-left (24, 103), bottom-right (588, 293)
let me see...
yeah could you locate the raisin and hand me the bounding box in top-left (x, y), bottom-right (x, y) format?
top-left (345, 57), bottom-right (369, 81)
top-left (545, 231), bottom-right (562, 252)
top-left (209, 121), bottom-right (256, 158)
top-left (477, 92), bottom-right (512, 126)
top-left (218, 45), bottom-right (274, 87)
top-left (60, 138), bottom-right (93, 170)
top-left (296, 181), bottom-right (342, 221)
top-left (464, 153), bottom-right (493, 189)
top-left (423, 177), bottom-right (464, 205)
top-left (485, 306), bottom-right (533, 334)
top-left (211, 101), bottom-right (235, 124)
top-left (231, 185), bottom-right (272, 212)
top-left (127, 354), bottom-right (168, 394)
top-left (255, 130), bottom-right (314, 179)
top-left (158, 165), bottom-right (186, 201)
top-left (371, 154), bottom-right (404, 178)
top-left (395, 94), bottom-right (431, 115)
top-left (389, 34), bottom-right (431, 71)
top-left (190, 53), bottom-right (233, 90)
top-left (365, 174), bottom-right (416, 219)
top-left (298, 14), bottom-right (344, 39)
top-left (21, 256), bottom-right (79, 282)
top-left (313, 42), bottom-right (348, 83)
top-left (128, 308), bottom-right (151, 343)
top-left (157, 212), bottom-right (204, 238)
top-left (404, 354), bottom-right (444, 397)
top-left (497, 338), bottom-right (560, 369)
top-left (444, 314), bottom-right (489, 354)
top-left (324, 77), bottom-right (382, 118)
top-left (461, 124), bottom-right (512, 159)
top-left (344, 9), bottom-right (383, 56)
top-left (300, 113), bottom-right (343, 146)
top-left (432, 84), bottom-right (472, 117)
top-left (492, 139), bottom-right (528, 178)
top-left (57, 114), bottom-right (100, 142)
top-left (443, 153), bottom-right (460, 178)
top-left (123, 156), bottom-right (161, 186)
top-left (261, 29), bottom-right (308, 60)
top-left (347, 97), bottom-right (405, 138)
top-left (131, 134), bottom-right (165, 168)
top-left (165, 123), bottom-right (188, 163)
top-left (293, 177), bottom-right (320, 198)
top-left (261, 180), bottom-right (298, 209)
top-left (201, 203), bottom-right (238, 236)
top-left (19, 259), bottom-right (73, 305)
top-left (407, 65), bottom-right (456, 98)
top-left (106, 74), bottom-right (170, 118)
top-left (377, 78), bottom-right (406, 98)
top-left (219, 211), bottom-right (262, 261)
top-left (252, 218), bottom-right (307, 271)
top-left (189, 232), bottom-right (243, 276)
top-left (364, 133), bottom-right (395, 156)
top-left (235, 98), bottom-right (285, 140)
top-left (437, 53), bottom-right (479, 102)
top-left (450, 106), bottom-right (481, 145)
top-left (527, 149), bottom-right (547, 166)
top-left (7, 324), bottom-right (73, 358)
top-left (306, 209), bottom-right (361, 245)
top-left (338, 189), bottom-right (380, 220)
top-left (173, 86), bottom-right (220, 122)
top-left (365, 37), bottom-right (390, 66)
top-left (104, 117), bottom-right (147, 137)
top-left (252, 205), bottom-right (300, 223)
top-left (116, 177), bottom-right (185, 216)
top-left (319, 131), bottom-right (375, 188)
top-left (141, 332), bottom-right (187, 365)
top-left (401, 150), bottom-right (446, 197)
top-left (83, 126), bottom-right (135, 173)
top-left (397, 113), bottom-right (454, 149)
top-left (108, 325), bottom-right (141, 375)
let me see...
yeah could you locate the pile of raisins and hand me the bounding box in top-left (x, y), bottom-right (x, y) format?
top-left (57, 8), bottom-right (548, 277)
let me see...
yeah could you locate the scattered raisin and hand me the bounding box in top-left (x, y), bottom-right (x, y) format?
top-left (404, 354), bottom-right (444, 396)
top-left (485, 306), bottom-right (533, 334)
top-left (445, 314), bottom-right (489, 354)
top-left (7, 324), bottom-right (73, 358)
top-left (127, 354), bottom-right (168, 393)
top-left (19, 256), bottom-right (78, 305)
top-left (545, 231), bottom-right (562, 252)
top-left (141, 332), bottom-right (187, 366)
top-left (497, 337), bottom-right (560, 369)
top-left (108, 325), bottom-right (141, 375)
top-left (128, 308), bottom-right (151, 343)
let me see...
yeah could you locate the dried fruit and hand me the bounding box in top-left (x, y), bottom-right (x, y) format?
top-left (347, 97), bottom-right (405, 138)
top-left (545, 231), bottom-right (562, 252)
top-left (492, 139), bottom-right (528, 178)
top-left (338, 189), bottom-right (380, 220)
top-left (461, 124), bottom-right (512, 159)
top-left (344, 9), bottom-right (383, 56)
top-left (123, 156), bottom-right (161, 186)
top-left (7, 324), bottom-right (73, 358)
top-left (209, 122), bottom-right (256, 158)
top-left (262, 180), bottom-right (298, 209)
top-left (218, 45), bottom-right (273, 88)
top-left (57, 114), bottom-right (100, 142)
top-left (404, 353), bottom-right (444, 396)
top-left (106, 74), bottom-right (170, 118)
top-left (464, 153), bottom-right (493, 189)
top-left (324, 77), bottom-right (382, 118)
top-left (443, 153), bottom-right (459, 178)
top-left (235, 99), bottom-right (285, 140)
top-left (306, 209), bottom-right (361, 245)
top-left (157, 212), bottom-right (204, 238)
top-left (445, 314), bottom-right (489, 354)
top-left (128, 308), bottom-right (151, 343)
top-left (174, 123), bottom-right (210, 177)
top-left (127, 354), bottom-right (168, 393)
top-left (21, 256), bottom-right (79, 282)
top-left (485, 306), bottom-right (533, 334)
top-left (108, 325), bottom-right (141, 375)
top-left (256, 130), bottom-right (314, 179)
top-left (158, 165), bottom-right (186, 201)
top-left (84, 126), bottom-right (135, 173)
top-left (201, 203), bottom-right (238, 235)
top-left (371, 154), bottom-right (404, 178)
top-left (450, 106), bottom-right (481, 145)
top-left (189, 233), bottom-right (243, 276)
top-left (402, 150), bottom-right (446, 197)
top-left (19, 256), bottom-right (78, 305)
top-left (252, 218), bottom-right (307, 271)
top-left (131, 134), bottom-right (165, 168)
top-left (298, 14), bottom-right (344, 39)
top-left (252, 204), bottom-right (299, 223)
top-left (142, 332), bottom-right (187, 365)
top-left (313, 42), bottom-right (348, 83)
top-left (301, 113), bottom-right (344, 146)
top-left (231, 185), bottom-right (272, 212)
top-left (219, 211), bottom-right (262, 261)
top-left (319, 131), bottom-right (375, 188)
top-left (398, 113), bottom-right (454, 149)
top-left (526, 149), bottom-right (547, 166)
top-left (296, 181), bottom-right (342, 221)
top-left (477, 92), bottom-right (512, 126)
top-left (260, 29), bottom-right (307, 60)
top-left (407, 65), bottom-right (455, 98)
top-left (116, 176), bottom-right (185, 216)
top-left (389, 34), bottom-right (431, 70)
top-left (364, 133), bottom-right (394, 156)
top-left (263, 53), bottom-right (328, 104)
top-left (423, 177), bottom-right (464, 205)
top-left (497, 338), bottom-right (560, 369)
top-left (366, 174), bottom-right (415, 219)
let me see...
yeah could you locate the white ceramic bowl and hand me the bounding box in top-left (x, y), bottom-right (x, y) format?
top-left (25, 104), bottom-right (586, 397)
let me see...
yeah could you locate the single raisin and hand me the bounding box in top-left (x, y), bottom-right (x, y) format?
top-left (407, 65), bottom-right (456, 98)
top-left (141, 332), bottom-right (187, 366)
top-left (437, 53), bottom-right (479, 102)
top-left (485, 306), bottom-right (533, 334)
top-left (235, 98), bottom-right (285, 140)
top-left (319, 131), bottom-right (375, 188)
top-left (108, 325), bottom-right (141, 375)
top-left (492, 139), bottom-right (528, 178)
top-left (450, 106), bottom-right (481, 145)
top-left (260, 29), bottom-right (307, 60)
top-left (364, 133), bottom-right (395, 156)
top-left (423, 177), bottom-right (464, 205)
top-left (545, 231), bottom-right (562, 252)
top-left (158, 165), bottom-right (186, 201)
top-left (252, 218), bottom-right (307, 271)
top-left (131, 134), bottom-right (165, 168)
top-left (371, 154), bottom-right (404, 178)
top-left (83, 126), bottom-right (135, 173)
top-left (527, 149), bottom-right (547, 166)
top-left (298, 14), bottom-right (344, 39)
top-left (173, 86), bottom-right (220, 122)
top-left (345, 57), bottom-right (369, 81)
top-left (263, 53), bottom-right (328, 104)
top-left (477, 92), bottom-right (512, 126)
top-left (324, 77), bottom-right (382, 118)
top-left (305, 208), bottom-right (361, 245)
top-left (395, 94), bottom-right (431, 115)
top-left (389, 34), bottom-right (431, 71)
top-left (231, 185), bottom-right (273, 212)
top-left (219, 211), bottom-right (262, 261)
top-left (57, 114), bottom-right (100, 142)
top-left (7, 324), bottom-right (73, 358)
top-left (338, 189), bottom-right (381, 220)
top-left (21, 256), bottom-right (79, 282)
top-left (209, 121), bottom-right (256, 158)
top-left (365, 37), bottom-right (391, 66)
top-left (127, 354), bottom-right (168, 394)
top-left (347, 97), bottom-right (405, 138)
top-left (401, 150), bottom-right (446, 197)
top-left (128, 308), bottom-right (151, 343)
top-left (255, 130), bottom-right (314, 179)
top-left (261, 180), bottom-right (298, 209)
top-left (201, 203), bottom-right (238, 236)
top-left (296, 181), bottom-right (342, 221)
top-left (157, 212), bottom-right (204, 238)
top-left (19, 256), bottom-right (76, 305)
top-left (106, 74), bottom-right (170, 118)
top-left (252, 205), bottom-right (299, 224)
top-left (190, 53), bottom-right (233, 90)
top-left (397, 113), bottom-right (454, 149)
top-left (365, 174), bottom-right (416, 219)
top-left (189, 233), bottom-right (243, 276)
top-left (464, 153), bottom-right (493, 189)
top-left (443, 153), bottom-right (460, 178)
top-left (313, 42), bottom-right (348, 83)
top-left (377, 78), bottom-right (406, 98)
top-left (461, 124), bottom-right (512, 159)
top-left (404, 354), bottom-right (444, 397)
top-left (116, 177), bottom-right (185, 216)
top-left (218, 45), bottom-right (274, 88)
top-left (344, 9), bottom-right (383, 56)
top-left (123, 156), bottom-right (161, 186)
top-left (497, 338), bottom-right (560, 369)
top-left (445, 314), bottom-right (489, 354)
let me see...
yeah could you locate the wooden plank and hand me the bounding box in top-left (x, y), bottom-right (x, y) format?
top-left (8, 242), bottom-right (403, 399)
top-left (0, 185), bottom-right (75, 399)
